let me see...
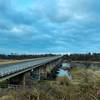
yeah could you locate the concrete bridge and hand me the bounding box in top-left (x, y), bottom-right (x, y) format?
top-left (0, 56), bottom-right (62, 86)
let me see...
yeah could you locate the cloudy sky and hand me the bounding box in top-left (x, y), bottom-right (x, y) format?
top-left (0, 0), bottom-right (100, 54)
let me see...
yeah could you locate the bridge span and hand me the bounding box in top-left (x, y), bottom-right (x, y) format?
top-left (0, 56), bottom-right (62, 85)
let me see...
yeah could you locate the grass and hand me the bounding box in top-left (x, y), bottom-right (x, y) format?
top-left (0, 67), bottom-right (100, 100)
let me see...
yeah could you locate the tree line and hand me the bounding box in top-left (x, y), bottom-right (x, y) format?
top-left (63, 53), bottom-right (100, 61)
top-left (0, 53), bottom-right (57, 60)
top-left (0, 53), bottom-right (100, 61)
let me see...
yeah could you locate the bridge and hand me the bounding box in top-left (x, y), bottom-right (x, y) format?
top-left (0, 56), bottom-right (62, 86)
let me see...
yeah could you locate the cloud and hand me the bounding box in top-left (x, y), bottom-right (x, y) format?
top-left (0, 0), bottom-right (100, 53)
top-left (11, 27), bottom-right (24, 33)
top-left (9, 25), bottom-right (34, 37)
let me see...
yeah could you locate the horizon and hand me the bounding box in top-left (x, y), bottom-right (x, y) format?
top-left (0, 52), bottom-right (100, 55)
top-left (0, 0), bottom-right (100, 54)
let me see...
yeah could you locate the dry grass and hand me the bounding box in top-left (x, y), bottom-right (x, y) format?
top-left (0, 67), bottom-right (100, 100)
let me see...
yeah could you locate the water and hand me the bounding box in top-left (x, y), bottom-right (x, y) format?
top-left (56, 62), bottom-right (72, 80)
top-left (57, 69), bottom-right (72, 80)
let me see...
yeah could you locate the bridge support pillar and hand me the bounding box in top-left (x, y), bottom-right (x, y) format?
top-left (31, 58), bottom-right (62, 80)
top-left (7, 74), bottom-right (24, 85)
top-left (7, 72), bottom-right (31, 87)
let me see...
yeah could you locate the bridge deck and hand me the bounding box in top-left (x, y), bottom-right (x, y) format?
top-left (0, 56), bottom-right (61, 78)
